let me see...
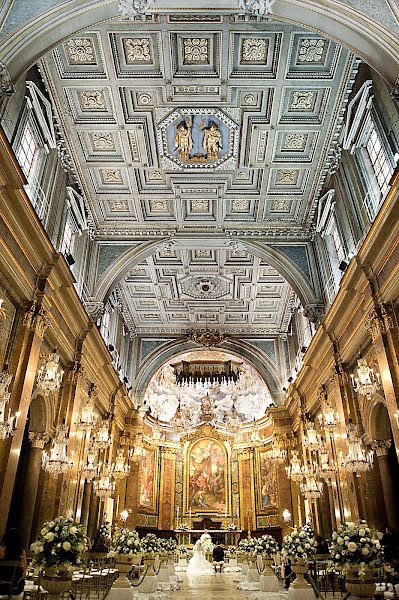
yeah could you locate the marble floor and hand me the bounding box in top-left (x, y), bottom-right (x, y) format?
top-left (173, 573), bottom-right (255, 598)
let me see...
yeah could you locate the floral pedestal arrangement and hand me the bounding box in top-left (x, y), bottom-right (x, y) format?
top-left (282, 525), bottom-right (317, 599)
top-left (345, 567), bottom-right (376, 600)
top-left (40, 568), bottom-right (72, 600)
top-left (329, 521), bottom-right (382, 600)
top-left (113, 554), bottom-right (136, 589)
top-left (30, 515), bottom-right (87, 600)
top-left (111, 527), bottom-right (143, 589)
top-left (260, 557), bottom-right (281, 592)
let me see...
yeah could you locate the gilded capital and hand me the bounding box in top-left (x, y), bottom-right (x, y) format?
top-left (28, 431), bottom-right (49, 449)
top-left (66, 361), bottom-right (83, 384)
top-left (372, 439), bottom-right (391, 457)
top-left (365, 307), bottom-right (386, 341)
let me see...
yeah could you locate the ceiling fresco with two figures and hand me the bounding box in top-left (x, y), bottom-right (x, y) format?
top-left (38, 12), bottom-right (358, 333)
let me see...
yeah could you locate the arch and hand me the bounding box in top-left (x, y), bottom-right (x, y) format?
top-left (363, 393), bottom-right (391, 443)
top-left (93, 238), bottom-right (320, 309)
top-left (133, 336), bottom-right (284, 405)
top-left (0, 0), bottom-right (398, 87)
top-left (29, 391), bottom-right (54, 435)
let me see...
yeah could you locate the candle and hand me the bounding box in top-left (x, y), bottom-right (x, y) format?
top-left (176, 506), bottom-right (180, 518)
top-left (189, 507), bottom-right (192, 519)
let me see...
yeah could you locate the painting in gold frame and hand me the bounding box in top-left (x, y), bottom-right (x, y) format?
top-left (186, 437), bottom-right (228, 513)
top-left (139, 447), bottom-right (158, 512)
top-left (256, 447), bottom-right (278, 513)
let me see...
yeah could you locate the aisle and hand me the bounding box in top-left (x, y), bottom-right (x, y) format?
top-left (173, 572), bottom-right (249, 599)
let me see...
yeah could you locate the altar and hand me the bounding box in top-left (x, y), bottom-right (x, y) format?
top-left (175, 529), bottom-right (242, 548)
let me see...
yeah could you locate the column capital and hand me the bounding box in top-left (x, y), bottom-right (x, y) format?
top-left (28, 431), bottom-right (49, 449)
top-left (66, 361), bottom-right (84, 384)
top-left (23, 304), bottom-right (50, 340)
top-left (365, 305), bottom-right (394, 341)
top-left (372, 439), bottom-right (391, 457)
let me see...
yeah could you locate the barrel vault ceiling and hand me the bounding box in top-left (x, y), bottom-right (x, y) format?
top-left (38, 11), bottom-right (357, 334)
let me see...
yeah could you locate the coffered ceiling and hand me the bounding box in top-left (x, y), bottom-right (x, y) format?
top-left (37, 11), bottom-right (357, 335)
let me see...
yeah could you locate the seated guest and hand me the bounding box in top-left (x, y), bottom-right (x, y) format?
top-left (0, 528), bottom-right (26, 599)
top-left (212, 545), bottom-right (225, 572)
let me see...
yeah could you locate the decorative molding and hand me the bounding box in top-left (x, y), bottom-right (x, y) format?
top-left (190, 330), bottom-right (228, 348)
top-left (118, 0), bottom-right (155, 20)
top-left (238, 0), bottom-right (276, 17)
top-left (0, 62), bottom-right (14, 95)
top-left (28, 432), bottom-right (49, 449)
top-left (371, 439), bottom-right (391, 457)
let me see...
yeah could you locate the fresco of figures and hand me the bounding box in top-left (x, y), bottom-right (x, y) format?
top-left (258, 450), bottom-right (278, 511)
top-left (188, 438), bottom-right (227, 512)
top-left (139, 448), bottom-right (157, 510)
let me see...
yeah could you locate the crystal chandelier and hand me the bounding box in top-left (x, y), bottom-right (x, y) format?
top-left (267, 435), bottom-right (287, 464)
top-left (42, 425), bottom-right (74, 476)
top-left (319, 403), bottom-right (340, 430)
top-left (318, 444), bottom-right (337, 481)
top-left (94, 462), bottom-right (116, 498)
top-left (339, 421), bottom-right (374, 475)
top-left (112, 448), bottom-right (130, 479)
top-left (0, 371), bottom-right (19, 440)
top-left (36, 351), bottom-right (64, 395)
top-left (300, 462), bottom-right (323, 499)
top-left (76, 387), bottom-right (97, 432)
top-left (130, 433), bottom-right (145, 461)
top-left (286, 450), bottom-right (303, 481)
top-left (239, 0), bottom-right (276, 17)
top-left (303, 419), bottom-right (322, 452)
top-left (81, 440), bottom-right (98, 480)
top-left (351, 356), bottom-right (381, 398)
top-left (94, 417), bottom-right (111, 449)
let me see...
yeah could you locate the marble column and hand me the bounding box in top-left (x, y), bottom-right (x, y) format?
top-left (80, 479), bottom-right (93, 532)
top-left (0, 304), bottom-right (49, 535)
top-left (373, 440), bottom-right (399, 530)
top-left (20, 432), bottom-right (48, 547)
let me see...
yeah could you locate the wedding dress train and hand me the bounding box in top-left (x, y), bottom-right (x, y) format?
top-left (186, 540), bottom-right (214, 576)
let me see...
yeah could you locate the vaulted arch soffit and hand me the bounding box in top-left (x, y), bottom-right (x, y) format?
top-left (1, 0), bottom-right (399, 86)
top-left (93, 238), bottom-right (320, 309)
top-left (133, 336), bottom-right (283, 405)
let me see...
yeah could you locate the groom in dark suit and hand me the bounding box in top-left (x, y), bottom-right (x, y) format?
top-left (212, 544), bottom-right (225, 572)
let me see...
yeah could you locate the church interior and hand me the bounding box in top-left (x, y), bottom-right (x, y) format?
top-left (0, 0), bottom-right (399, 598)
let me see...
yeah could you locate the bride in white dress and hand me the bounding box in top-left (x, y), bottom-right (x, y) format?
top-left (186, 540), bottom-right (214, 576)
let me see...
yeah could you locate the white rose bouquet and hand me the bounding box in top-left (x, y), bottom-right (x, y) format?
top-left (176, 523), bottom-right (189, 531)
top-left (30, 516), bottom-right (87, 573)
top-left (111, 528), bottom-right (142, 555)
top-left (140, 533), bottom-right (161, 555)
top-left (256, 534), bottom-right (279, 557)
top-left (329, 521), bottom-right (384, 578)
top-left (282, 526), bottom-right (317, 562)
top-left (227, 522), bottom-right (238, 531)
top-left (238, 537), bottom-right (258, 556)
top-left (159, 537), bottom-right (177, 553)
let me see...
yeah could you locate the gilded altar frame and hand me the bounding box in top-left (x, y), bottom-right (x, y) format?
top-left (138, 444), bottom-right (160, 514)
top-left (182, 425), bottom-right (232, 517)
top-left (255, 446), bottom-right (279, 516)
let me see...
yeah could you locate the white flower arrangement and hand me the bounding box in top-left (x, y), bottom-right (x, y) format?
top-left (227, 546), bottom-right (237, 556)
top-left (238, 537), bottom-right (258, 556)
top-left (282, 526), bottom-right (317, 562)
top-left (227, 522), bottom-right (238, 531)
top-left (158, 537), bottom-right (177, 553)
top-left (329, 521), bottom-right (384, 579)
top-left (30, 515), bottom-right (87, 573)
top-left (111, 527), bottom-right (142, 555)
top-left (201, 537), bottom-right (214, 552)
top-left (98, 522), bottom-right (111, 539)
top-left (178, 544), bottom-right (188, 555)
top-left (140, 533), bottom-right (161, 555)
top-left (176, 523), bottom-right (189, 531)
top-left (256, 534), bottom-right (279, 557)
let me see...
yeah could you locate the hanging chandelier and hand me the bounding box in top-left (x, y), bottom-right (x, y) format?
top-left (42, 424), bottom-right (74, 477)
top-left (267, 435), bottom-right (287, 464)
top-left (36, 351), bottom-right (64, 395)
top-left (303, 419), bottom-right (322, 452)
top-left (112, 448), bottom-right (130, 480)
top-left (350, 356), bottom-right (381, 398)
top-left (129, 433), bottom-right (145, 461)
top-left (81, 440), bottom-right (98, 480)
top-left (94, 417), bottom-right (111, 449)
top-left (318, 443), bottom-right (337, 482)
top-left (286, 450), bottom-right (303, 481)
top-left (0, 371), bottom-right (19, 440)
top-left (300, 462), bottom-right (324, 499)
top-left (319, 402), bottom-right (340, 430)
top-left (76, 387), bottom-right (97, 432)
top-left (94, 462), bottom-right (116, 498)
top-left (339, 422), bottom-right (374, 475)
